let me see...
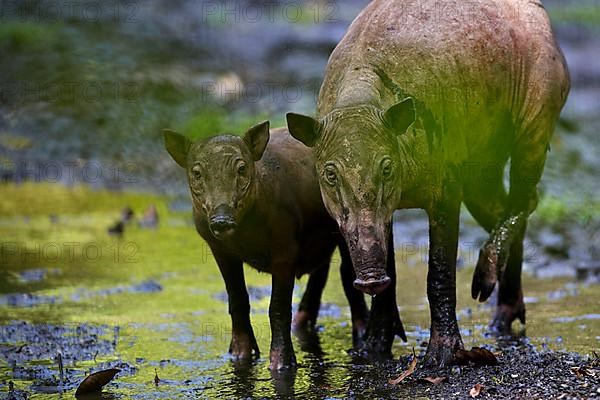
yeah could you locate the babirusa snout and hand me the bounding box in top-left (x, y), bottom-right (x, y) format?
top-left (353, 275), bottom-right (390, 296)
top-left (345, 219), bottom-right (390, 296)
top-left (209, 204), bottom-right (237, 240)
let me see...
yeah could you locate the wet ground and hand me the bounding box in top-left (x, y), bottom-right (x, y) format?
top-left (0, 186), bottom-right (599, 398)
top-left (1, 0), bottom-right (600, 398)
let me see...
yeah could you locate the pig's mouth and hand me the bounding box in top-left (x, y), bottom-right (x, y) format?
top-left (346, 237), bottom-right (390, 295)
top-left (209, 219), bottom-right (236, 239)
top-left (208, 208), bottom-right (237, 240)
top-left (353, 272), bottom-right (390, 296)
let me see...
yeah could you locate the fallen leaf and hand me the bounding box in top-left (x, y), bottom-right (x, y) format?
top-left (419, 376), bottom-right (448, 385)
top-left (571, 366), bottom-right (595, 378)
top-left (75, 368), bottom-right (120, 396)
top-left (389, 348), bottom-right (417, 385)
top-left (455, 347), bottom-right (498, 366)
top-left (469, 383), bottom-right (483, 398)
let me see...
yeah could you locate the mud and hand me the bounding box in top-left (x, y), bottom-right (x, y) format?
top-left (0, 321), bottom-right (136, 397)
top-left (1, 320), bottom-right (599, 399)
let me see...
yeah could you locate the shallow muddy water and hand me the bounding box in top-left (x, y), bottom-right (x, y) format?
top-left (0, 192), bottom-right (598, 398)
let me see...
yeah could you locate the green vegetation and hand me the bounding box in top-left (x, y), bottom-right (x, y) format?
top-left (547, 4), bottom-right (600, 27)
top-left (536, 195), bottom-right (600, 224)
top-left (0, 22), bottom-right (58, 52)
top-left (179, 107), bottom-right (285, 141)
top-left (0, 183), bottom-right (165, 217)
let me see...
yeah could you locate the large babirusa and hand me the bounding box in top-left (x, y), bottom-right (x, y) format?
top-left (287, 0), bottom-right (569, 366)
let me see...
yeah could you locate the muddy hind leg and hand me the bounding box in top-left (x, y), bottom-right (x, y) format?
top-left (466, 179), bottom-right (526, 334)
top-left (293, 262), bottom-right (330, 332)
top-left (361, 230), bottom-right (407, 358)
top-left (492, 223), bottom-right (526, 333)
top-left (470, 127), bottom-right (550, 334)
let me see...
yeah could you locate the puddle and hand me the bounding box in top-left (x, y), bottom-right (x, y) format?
top-left (0, 207), bottom-right (598, 398)
top-left (551, 314), bottom-right (600, 323)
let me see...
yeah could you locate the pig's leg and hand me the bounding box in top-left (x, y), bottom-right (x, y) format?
top-left (470, 121), bottom-right (551, 333)
top-left (471, 214), bottom-right (525, 304)
top-left (339, 240), bottom-right (369, 348)
top-left (361, 231), bottom-right (407, 357)
top-left (466, 180), bottom-right (527, 334)
top-left (423, 183), bottom-right (464, 367)
top-left (293, 262), bottom-right (330, 332)
top-left (269, 264), bottom-right (297, 370)
top-left (467, 179), bottom-right (509, 301)
top-left (213, 250), bottom-right (259, 361)
top-left (492, 221), bottom-right (526, 334)
top-left (489, 130), bottom-right (550, 332)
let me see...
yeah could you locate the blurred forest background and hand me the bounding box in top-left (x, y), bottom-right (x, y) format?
top-left (1, 0), bottom-right (599, 273)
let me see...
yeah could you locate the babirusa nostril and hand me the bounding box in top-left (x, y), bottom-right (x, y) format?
top-left (353, 275), bottom-right (391, 296)
top-left (210, 216), bottom-right (236, 230)
top-left (209, 204), bottom-right (237, 233)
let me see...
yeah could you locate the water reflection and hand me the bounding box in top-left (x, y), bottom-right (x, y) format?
top-left (218, 328), bottom-right (406, 399)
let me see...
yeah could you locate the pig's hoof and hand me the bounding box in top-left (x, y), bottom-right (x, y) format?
top-left (229, 333), bottom-right (260, 362)
top-left (358, 308), bottom-right (405, 358)
top-left (357, 324), bottom-right (395, 360)
top-left (471, 242), bottom-right (505, 302)
top-left (294, 326), bottom-right (325, 357)
top-left (423, 335), bottom-right (463, 368)
top-left (269, 348), bottom-right (297, 371)
top-left (490, 301), bottom-right (526, 336)
top-left (292, 310), bottom-right (316, 333)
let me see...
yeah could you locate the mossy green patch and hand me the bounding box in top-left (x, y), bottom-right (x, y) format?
top-left (0, 22), bottom-right (57, 52)
top-left (547, 4), bottom-right (600, 27)
top-left (536, 195), bottom-right (600, 224)
top-left (179, 107), bottom-right (285, 141)
top-left (0, 183), bottom-right (166, 217)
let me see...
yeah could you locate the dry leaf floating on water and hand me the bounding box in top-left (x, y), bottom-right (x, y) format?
top-left (75, 368), bottom-right (120, 396)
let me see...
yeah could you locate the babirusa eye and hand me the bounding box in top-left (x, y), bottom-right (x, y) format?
top-left (323, 164), bottom-right (338, 186)
top-left (237, 162), bottom-right (247, 175)
top-left (381, 157), bottom-right (393, 179)
top-left (192, 165), bottom-right (202, 179)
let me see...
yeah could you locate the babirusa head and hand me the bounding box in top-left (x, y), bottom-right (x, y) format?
top-left (287, 98), bottom-right (416, 295)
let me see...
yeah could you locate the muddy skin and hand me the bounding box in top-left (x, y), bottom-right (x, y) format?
top-left (287, 0), bottom-right (569, 367)
top-left (164, 123), bottom-right (373, 370)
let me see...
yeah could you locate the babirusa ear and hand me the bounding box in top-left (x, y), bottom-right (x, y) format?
top-left (163, 129), bottom-right (191, 168)
top-left (286, 113), bottom-right (321, 147)
top-left (243, 120), bottom-right (270, 161)
top-left (383, 97), bottom-right (416, 135)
